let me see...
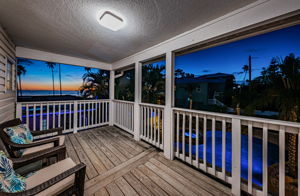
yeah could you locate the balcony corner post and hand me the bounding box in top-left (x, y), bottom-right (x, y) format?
top-left (163, 51), bottom-right (174, 160)
top-left (16, 102), bottom-right (22, 120)
top-left (109, 70), bottom-right (115, 126)
top-left (231, 118), bottom-right (241, 196)
top-left (73, 101), bottom-right (78, 133)
top-left (133, 62), bottom-right (141, 141)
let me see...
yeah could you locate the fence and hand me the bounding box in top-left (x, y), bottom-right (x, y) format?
top-left (113, 100), bottom-right (134, 133)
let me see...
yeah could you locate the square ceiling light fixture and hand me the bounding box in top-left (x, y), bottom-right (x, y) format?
top-left (98, 11), bottom-right (124, 31)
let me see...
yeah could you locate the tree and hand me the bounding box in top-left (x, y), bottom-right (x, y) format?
top-left (80, 69), bottom-right (109, 99)
top-left (46, 62), bottom-right (56, 95)
top-left (237, 53), bottom-right (300, 179)
top-left (142, 64), bottom-right (166, 104)
top-left (17, 58), bottom-right (32, 96)
top-left (115, 69), bottom-right (134, 101)
top-left (58, 64), bottom-right (62, 95)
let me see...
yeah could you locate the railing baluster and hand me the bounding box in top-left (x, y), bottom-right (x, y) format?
top-left (212, 117), bottom-right (216, 174)
top-left (262, 123), bottom-right (268, 196)
top-left (33, 104), bottom-right (36, 131)
top-left (40, 104), bottom-right (43, 130)
top-left (176, 112), bottom-right (179, 156)
top-left (147, 107), bottom-right (150, 142)
top-left (248, 121), bottom-right (253, 193)
top-left (196, 114), bottom-right (199, 166)
top-left (88, 102), bottom-right (90, 126)
top-left (279, 125), bottom-right (285, 196)
top-left (26, 104), bottom-right (29, 126)
top-left (47, 103), bottom-right (49, 130)
top-left (69, 103), bottom-right (72, 130)
top-left (222, 119), bottom-right (226, 180)
top-left (154, 108), bottom-right (157, 145)
top-left (83, 102), bottom-right (86, 127)
top-left (189, 114), bottom-right (192, 164)
top-left (64, 103), bottom-right (66, 130)
top-left (203, 115), bottom-right (207, 170)
top-left (58, 103), bottom-right (61, 128)
top-left (182, 113), bottom-right (186, 161)
top-left (52, 104), bottom-right (55, 129)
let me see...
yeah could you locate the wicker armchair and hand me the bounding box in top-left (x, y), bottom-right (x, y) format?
top-left (0, 158), bottom-right (86, 196)
top-left (0, 119), bottom-right (66, 160)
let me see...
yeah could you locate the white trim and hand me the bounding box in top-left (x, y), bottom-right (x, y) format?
top-left (16, 47), bottom-right (112, 70)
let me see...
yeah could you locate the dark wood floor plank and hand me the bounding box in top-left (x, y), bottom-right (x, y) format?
top-left (94, 187), bottom-right (109, 196)
top-left (80, 131), bottom-right (115, 170)
top-left (149, 158), bottom-right (213, 196)
top-left (131, 167), bottom-right (168, 196)
top-left (137, 164), bottom-right (183, 196)
top-left (123, 173), bottom-right (153, 196)
top-left (155, 155), bottom-right (225, 196)
top-left (85, 130), bottom-right (122, 166)
top-left (85, 149), bottom-right (156, 195)
top-left (106, 182), bottom-right (124, 196)
top-left (92, 129), bottom-right (128, 162)
top-left (68, 134), bottom-right (98, 179)
top-left (108, 126), bottom-right (145, 153)
top-left (97, 129), bottom-right (135, 159)
top-left (145, 161), bottom-right (198, 196)
top-left (115, 177), bottom-right (139, 196)
top-left (75, 132), bottom-right (107, 175)
top-left (104, 127), bottom-right (142, 155)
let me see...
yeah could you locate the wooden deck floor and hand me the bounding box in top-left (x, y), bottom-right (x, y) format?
top-left (65, 126), bottom-right (232, 196)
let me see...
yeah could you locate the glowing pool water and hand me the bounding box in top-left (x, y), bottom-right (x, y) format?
top-left (176, 130), bottom-right (279, 187)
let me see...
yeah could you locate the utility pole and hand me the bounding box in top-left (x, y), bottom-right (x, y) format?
top-left (248, 55), bottom-right (252, 82)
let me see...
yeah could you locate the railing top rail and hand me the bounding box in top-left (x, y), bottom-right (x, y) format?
top-left (113, 99), bottom-right (134, 104)
top-left (17, 99), bottom-right (110, 105)
top-left (173, 107), bottom-right (300, 128)
top-left (139, 102), bottom-right (165, 109)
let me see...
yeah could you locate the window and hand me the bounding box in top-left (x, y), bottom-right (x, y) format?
top-left (115, 68), bottom-right (135, 101)
top-left (16, 57), bottom-right (110, 101)
top-left (142, 57), bottom-right (166, 105)
top-left (175, 24), bottom-right (300, 122)
top-left (5, 59), bottom-right (13, 91)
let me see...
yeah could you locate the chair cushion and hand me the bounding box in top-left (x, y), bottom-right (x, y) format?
top-left (23, 136), bottom-right (65, 156)
top-left (26, 158), bottom-right (75, 196)
top-left (3, 124), bottom-right (33, 156)
top-left (0, 151), bottom-right (26, 193)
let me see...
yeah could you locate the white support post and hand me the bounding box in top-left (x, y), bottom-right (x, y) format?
top-left (73, 101), bottom-right (78, 133)
top-left (109, 71), bottom-right (115, 126)
top-left (134, 62), bottom-right (141, 141)
top-left (231, 118), bottom-right (241, 196)
top-left (164, 51), bottom-right (174, 160)
top-left (16, 103), bottom-right (22, 119)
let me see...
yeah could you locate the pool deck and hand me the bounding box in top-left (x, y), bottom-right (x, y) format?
top-left (65, 126), bottom-right (232, 196)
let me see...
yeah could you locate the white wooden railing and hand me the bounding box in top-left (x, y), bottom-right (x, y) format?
top-left (16, 100), bottom-right (110, 133)
top-left (113, 100), bottom-right (134, 133)
top-left (173, 107), bottom-right (300, 196)
top-left (140, 103), bottom-right (164, 149)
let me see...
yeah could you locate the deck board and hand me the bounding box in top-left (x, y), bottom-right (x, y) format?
top-left (65, 126), bottom-right (231, 196)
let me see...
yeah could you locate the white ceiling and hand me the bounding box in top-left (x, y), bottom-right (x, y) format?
top-left (0, 0), bottom-right (255, 63)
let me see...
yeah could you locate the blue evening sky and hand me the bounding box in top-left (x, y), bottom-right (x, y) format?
top-left (175, 24), bottom-right (300, 82)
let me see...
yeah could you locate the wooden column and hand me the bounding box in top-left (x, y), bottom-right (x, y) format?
top-left (134, 62), bottom-right (142, 141)
top-left (109, 71), bottom-right (115, 126)
top-left (163, 51), bottom-right (174, 160)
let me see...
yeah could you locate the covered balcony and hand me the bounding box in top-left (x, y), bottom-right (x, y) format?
top-left (0, 0), bottom-right (300, 195)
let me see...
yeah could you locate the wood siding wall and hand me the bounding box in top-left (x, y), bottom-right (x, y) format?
top-left (0, 25), bottom-right (16, 123)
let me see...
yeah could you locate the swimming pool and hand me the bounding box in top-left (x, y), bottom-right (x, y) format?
top-left (176, 130), bottom-right (279, 187)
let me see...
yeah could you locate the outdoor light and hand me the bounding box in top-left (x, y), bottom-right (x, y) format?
top-left (98, 11), bottom-right (124, 31)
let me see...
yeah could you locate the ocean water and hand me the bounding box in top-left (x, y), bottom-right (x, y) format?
top-left (20, 90), bottom-right (81, 96)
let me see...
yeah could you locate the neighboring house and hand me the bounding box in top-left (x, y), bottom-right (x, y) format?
top-left (175, 73), bottom-right (235, 109)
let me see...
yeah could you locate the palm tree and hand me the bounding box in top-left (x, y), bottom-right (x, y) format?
top-left (80, 69), bottom-right (109, 98)
top-left (17, 65), bottom-right (26, 96)
top-left (17, 58), bottom-right (32, 96)
top-left (58, 64), bottom-right (62, 95)
top-left (46, 62), bottom-right (56, 95)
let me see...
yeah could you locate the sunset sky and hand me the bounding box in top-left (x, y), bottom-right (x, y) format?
top-left (19, 60), bottom-right (102, 91)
